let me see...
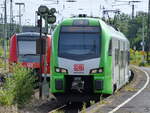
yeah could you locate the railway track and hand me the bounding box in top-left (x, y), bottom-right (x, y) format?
top-left (48, 94), bottom-right (110, 113)
top-left (49, 102), bottom-right (87, 113)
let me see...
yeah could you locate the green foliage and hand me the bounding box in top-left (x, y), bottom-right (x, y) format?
top-left (0, 58), bottom-right (4, 68)
top-left (139, 62), bottom-right (145, 66)
top-left (90, 100), bottom-right (95, 106)
top-left (0, 88), bottom-right (15, 105)
top-left (81, 102), bottom-right (87, 113)
top-left (114, 12), bottom-right (147, 49)
top-left (0, 64), bottom-right (35, 106)
top-left (0, 47), bottom-right (4, 57)
top-left (130, 49), bottom-right (150, 66)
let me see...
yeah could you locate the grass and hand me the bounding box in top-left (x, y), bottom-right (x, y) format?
top-left (53, 110), bottom-right (64, 113)
top-left (81, 102), bottom-right (87, 113)
top-left (99, 99), bottom-right (109, 105)
top-left (124, 85), bottom-right (137, 92)
top-left (130, 49), bottom-right (150, 66)
top-left (90, 100), bottom-right (95, 106)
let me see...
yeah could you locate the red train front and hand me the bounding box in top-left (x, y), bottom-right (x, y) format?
top-left (9, 32), bottom-right (51, 78)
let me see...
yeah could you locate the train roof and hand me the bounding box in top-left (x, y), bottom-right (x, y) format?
top-left (16, 32), bottom-right (45, 37)
top-left (105, 23), bottom-right (128, 41)
top-left (60, 17), bottom-right (100, 26)
top-left (59, 17), bottom-right (129, 42)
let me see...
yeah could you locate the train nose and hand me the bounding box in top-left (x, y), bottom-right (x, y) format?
top-left (58, 58), bottom-right (100, 75)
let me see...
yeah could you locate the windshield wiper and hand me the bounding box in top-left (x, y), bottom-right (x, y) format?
top-left (20, 54), bottom-right (36, 56)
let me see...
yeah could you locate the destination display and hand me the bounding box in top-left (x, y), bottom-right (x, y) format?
top-left (61, 26), bottom-right (100, 33)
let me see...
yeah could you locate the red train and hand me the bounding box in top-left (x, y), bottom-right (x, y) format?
top-left (9, 32), bottom-right (51, 78)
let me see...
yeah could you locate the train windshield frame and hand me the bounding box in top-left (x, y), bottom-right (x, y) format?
top-left (17, 36), bottom-right (40, 63)
top-left (58, 26), bottom-right (101, 61)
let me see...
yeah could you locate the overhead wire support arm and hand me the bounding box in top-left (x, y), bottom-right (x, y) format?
top-left (113, 0), bottom-right (141, 19)
top-left (102, 9), bottom-right (120, 27)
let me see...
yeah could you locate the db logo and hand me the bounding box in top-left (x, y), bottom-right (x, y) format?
top-left (73, 64), bottom-right (84, 71)
top-left (27, 63), bottom-right (33, 68)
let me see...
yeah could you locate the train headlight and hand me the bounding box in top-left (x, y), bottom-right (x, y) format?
top-left (61, 69), bottom-right (67, 73)
top-left (55, 67), bottom-right (68, 73)
top-left (90, 68), bottom-right (103, 74)
top-left (91, 69), bottom-right (97, 74)
top-left (55, 68), bottom-right (60, 73)
top-left (98, 68), bottom-right (103, 73)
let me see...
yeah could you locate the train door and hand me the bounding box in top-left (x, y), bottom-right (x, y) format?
top-left (112, 39), bottom-right (119, 87)
top-left (125, 43), bottom-right (129, 83)
top-left (116, 40), bottom-right (120, 88)
top-left (123, 42), bottom-right (126, 84)
top-left (118, 40), bottom-right (121, 87)
top-left (120, 41), bottom-right (124, 86)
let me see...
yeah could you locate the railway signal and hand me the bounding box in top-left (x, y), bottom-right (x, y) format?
top-left (37, 5), bottom-right (56, 99)
top-left (47, 8), bottom-right (56, 24)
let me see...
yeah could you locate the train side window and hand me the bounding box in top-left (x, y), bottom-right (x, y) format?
top-left (126, 51), bottom-right (128, 66)
top-left (128, 51), bottom-right (130, 65)
top-left (123, 50), bottom-right (126, 66)
top-left (108, 39), bottom-right (112, 56)
top-left (121, 51), bottom-right (124, 68)
top-left (115, 49), bottom-right (119, 65)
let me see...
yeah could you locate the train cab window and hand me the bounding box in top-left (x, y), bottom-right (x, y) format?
top-left (58, 26), bottom-right (101, 61)
top-left (18, 41), bottom-right (36, 54)
top-left (108, 39), bottom-right (112, 56)
top-left (17, 35), bottom-right (41, 63)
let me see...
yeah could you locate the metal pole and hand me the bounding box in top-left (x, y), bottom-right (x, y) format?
top-left (15, 3), bottom-right (24, 32)
top-left (19, 5), bottom-right (21, 29)
top-left (142, 17), bottom-right (145, 52)
top-left (132, 4), bottom-right (134, 19)
top-left (147, 0), bottom-right (150, 62)
top-left (142, 17), bottom-right (145, 63)
top-left (39, 15), bottom-right (43, 99)
top-left (35, 12), bottom-right (38, 26)
top-left (10, 0), bottom-right (13, 38)
top-left (1, 14), bottom-right (4, 38)
top-left (42, 14), bottom-right (49, 98)
top-left (4, 0), bottom-right (7, 69)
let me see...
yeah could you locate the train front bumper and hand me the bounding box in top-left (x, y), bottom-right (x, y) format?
top-left (50, 75), bottom-right (106, 94)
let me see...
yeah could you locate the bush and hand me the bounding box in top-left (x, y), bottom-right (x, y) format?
top-left (0, 64), bottom-right (35, 106)
top-left (139, 62), bottom-right (145, 66)
top-left (0, 47), bottom-right (4, 57)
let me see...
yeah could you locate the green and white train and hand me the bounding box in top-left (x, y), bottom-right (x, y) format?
top-left (50, 17), bottom-right (130, 98)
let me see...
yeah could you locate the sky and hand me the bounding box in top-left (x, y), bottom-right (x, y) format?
top-left (0, 0), bottom-right (148, 25)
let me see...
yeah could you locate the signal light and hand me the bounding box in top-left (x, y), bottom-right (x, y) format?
top-left (49, 8), bottom-right (56, 15)
top-left (47, 15), bottom-right (56, 24)
top-left (38, 5), bottom-right (49, 15)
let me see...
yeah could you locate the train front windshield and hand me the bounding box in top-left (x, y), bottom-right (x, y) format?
top-left (58, 26), bottom-right (100, 61)
top-left (18, 41), bottom-right (36, 54)
top-left (17, 37), bottom-right (40, 63)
